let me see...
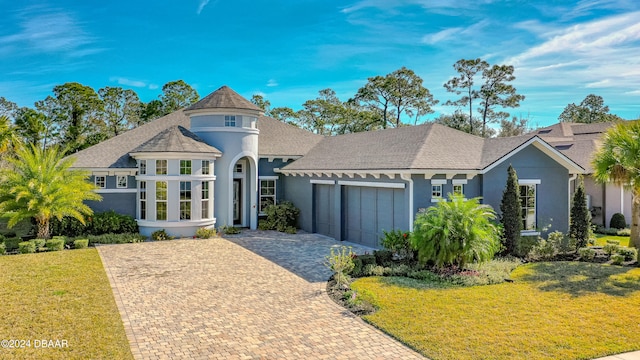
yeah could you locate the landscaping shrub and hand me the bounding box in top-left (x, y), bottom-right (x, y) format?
top-left (195, 227), bottom-right (217, 239)
top-left (18, 241), bottom-right (36, 254)
top-left (411, 195), bottom-right (500, 268)
top-left (219, 225), bottom-right (241, 235)
top-left (606, 239), bottom-right (621, 245)
top-left (374, 249), bottom-right (393, 266)
top-left (578, 247), bottom-right (596, 261)
top-left (603, 243), bottom-right (621, 257)
top-left (74, 239), bottom-right (89, 249)
top-left (362, 264), bottom-right (385, 276)
top-left (260, 201), bottom-right (300, 232)
top-left (514, 235), bottom-right (538, 258)
top-left (500, 165), bottom-right (522, 255)
top-left (3, 231), bottom-right (16, 238)
top-left (617, 228), bottom-right (631, 236)
top-left (610, 213), bottom-right (626, 229)
top-left (618, 247), bottom-right (638, 262)
top-left (257, 220), bottom-right (271, 231)
top-left (3, 237), bottom-right (21, 252)
top-left (32, 238), bottom-right (46, 252)
top-left (50, 210), bottom-right (138, 237)
top-left (570, 176), bottom-right (592, 249)
top-left (87, 233), bottom-right (146, 245)
top-left (45, 238), bottom-right (64, 251)
top-left (359, 254), bottom-right (377, 267)
top-left (284, 226), bottom-right (297, 234)
top-left (381, 229), bottom-right (414, 261)
top-left (351, 256), bottom-right (363, 276)
top-left (151, 229), bottom-right (173, 241)
top-left (0, 242), bottom-right (5, 255)
top-left (611, 254), bottom-right (625, 265)
top-left (324, 246), bottom-right (355, 287)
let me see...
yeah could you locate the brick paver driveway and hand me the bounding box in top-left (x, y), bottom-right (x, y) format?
top-left (98, 230), bottom-right (424, 359)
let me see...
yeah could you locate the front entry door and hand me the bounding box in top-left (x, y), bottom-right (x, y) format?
top-left (233, 179), bottom-right (242, 225)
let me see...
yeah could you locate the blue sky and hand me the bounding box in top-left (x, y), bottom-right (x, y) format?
top-left (1, 0), bottom-right (639, 127)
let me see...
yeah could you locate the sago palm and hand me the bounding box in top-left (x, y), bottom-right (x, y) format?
top-left (592, 120), bottom-right (640, 248)
top-left (411, 195), bottom-right (500, 268)
top-left (0, 143), bottom-right (102, 239)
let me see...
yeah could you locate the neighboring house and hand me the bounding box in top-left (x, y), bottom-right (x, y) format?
top-left (533, 122), bottom-right (632, 228)
top-left (70, 85), bottom-right (585, 246)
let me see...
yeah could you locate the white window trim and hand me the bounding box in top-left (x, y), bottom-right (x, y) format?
top-left (180, 160), bottom-right (192, 175)
top-left (452, 179), bottom-right (468, 185)
top-left (95, 176), bottom-right (106, 189)
top-left (116, 175), bottom-right (128, 189)
top-left (431, 179), bottom-right (447, 185)
top-left (431, 184), bottom-right (444, 202)
top-left (225, 115), bottom-right (236, 127)
top-left (179, 181), bottom-right (192, 221)
top-left (519, 180), bottom-right (539, 233)
top-left (519, 179), bottom-right (541, 185)
top-left (259, 178), bottom-right (277, 215)
top-left (452, 183), bottom-right (464, 196)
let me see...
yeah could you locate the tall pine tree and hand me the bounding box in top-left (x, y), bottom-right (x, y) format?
top-left (570, 175), bottom-right (592, 249)
top-left (500, 165), bottom-right (521, 255)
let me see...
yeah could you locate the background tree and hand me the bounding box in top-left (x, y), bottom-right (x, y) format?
top-left (356, 66), bottom-right (436, 128)
top-left (498, 115), bottom-right (532, 137)
top-left (269, 106), bottom-right (298, 125)
top-left (99, 86), bottom-right (142, 137)
top-left (139, 99), bottom-right (164, 124)
top-left (433, 111), bottom-right (495, 137)
top-left (592, 120), bottom-right (640, 248)
top-left (570, 175), bottom-right (592, 249)
top-left (250, 94), bottom-right (271, 114)
top-left (297, 88), bottom-right (346, 135)
top-left (0, 96), bottom-right (18, 120)
top-left (35, 82), bottom-right (103, 153)
top-left (478, 64), bottom-right (525, 137)
top-left (444, 58), bottom-right (488, 134)
top-left (159, 80), bottom-right (199, 114)
top-left (13, 107), bottom-right (52, 149)
top-left (558, 94), bottom-right (623, 123)
top-left (0, 144), bottom-right (101, 239)
top-left (500, 165), bottom-right (522, 255)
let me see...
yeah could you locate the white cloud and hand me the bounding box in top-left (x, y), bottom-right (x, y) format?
top-left (0, 8), bottom-right (98, 57)
top-left (421, 28), bottom-right (462, 45)
top-left (197, 0), bottom-right (211, 15)
top-left (148, 84), bottom-right (159, 90)
top-left (266, 79), bottom-right (278, 87)
top-left (110, 77), bottom-right (147, 88)
top-left (585, 79), bottom-right (612, 88)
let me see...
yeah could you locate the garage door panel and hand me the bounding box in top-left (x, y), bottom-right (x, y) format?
top-left (314, 184), bottom-right (334, 238)
top-left (344, 185), bottom-right (405, 247)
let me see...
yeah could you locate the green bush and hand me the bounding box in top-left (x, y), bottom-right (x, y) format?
top-left (351, 257), bottom-right (363, 276)
top-left (570, 176), bottom-right (592, 249)
top-left (32, 238), bottom-right (46, 252)
top-left (257, 220), bottom-right (271, 230)
top-left (284, 226), bottom-right (297, 234)
top-left (219, 225), bottom-right (241, 235)
top-left (610, 213), bottom-right (626, 229)
top-left (151, 229), bottom-right (173, 241)
top-left (515, 236), bottom-right (538, 258)
top-left (381, 229), bottom-right (414, 261)
top-left (595, 226), bottom-right (619, 235)
top-left (45, 238), bottom-right (64, 251)
top-left (411, 195), bottom-right (500, 268)
top-left (3, 231), bottom-right (16, 238)
top-left (618, 247), bottom-right (638, 262)
top-left (578, 247), bottom-right (596, 261)
top-left (0, 242), bottom-right (5, 255)
top-left (611, 254), bottom-right (625, 265)
top-left (3, 237), bottom-right (21, 252)
top-left (359, 254), bottom-right (377, 267)
top-left (374, 249), bottom-right (393, 266)
top-left (18, 241), bottom-right (36, 254)
top-left (87, 233), bottom-right (146, 245)
top-left (500, 165), bottom-right (522, 255)
top-left (603, 244), bottom-right (621, 257)
top-left (261, 201), bottom-right (300, 232)
top-left (617, 228), bottom-right (631, 236)
top-left (195, 227), bottom-right (217, 239)
top-left (324, 246), bottom-right (355, 287)
top-left (74, 239), bottom-right (89, 249)
top-left (50, 210), bottom-right (138, 237)
top-left (362, 264), bottom-right (385, 276)
top-left (606, 239), bottom-right (621, 245)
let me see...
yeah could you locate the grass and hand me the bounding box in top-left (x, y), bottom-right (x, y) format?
top-left (595, 234), bottom-right (630, 247)
top-left (352, 261), bottom-right (640, 360)
top-left (0, 249), bottom-right (133, 359)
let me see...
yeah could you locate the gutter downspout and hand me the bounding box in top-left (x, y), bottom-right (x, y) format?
top-left (568, 174), bottom-right (577, 230)
top-left (401, 173), bottom-right (414, 231)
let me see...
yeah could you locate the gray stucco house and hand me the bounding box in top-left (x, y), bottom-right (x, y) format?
top-left (71, 85), bottom-right (585, 246)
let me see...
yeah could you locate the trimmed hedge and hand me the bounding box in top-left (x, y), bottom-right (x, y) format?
top-left (610, 213), bottom-right (626, 229)
top-left (74, 239), bottom-right (89, 249)
top-left (18, 241), bottom-right (36, 254)
top-left (50, 210), bottom-right (138, 237)
top-left (45, 239), bottom-right (65, 251)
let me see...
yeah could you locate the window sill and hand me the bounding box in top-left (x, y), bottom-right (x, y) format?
top-left (521, 231), bottom-right (540, 236)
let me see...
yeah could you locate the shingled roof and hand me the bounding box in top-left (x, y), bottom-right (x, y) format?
top-left (69, 110), bottom-right (189, 169)
top-left (257, 116), bottom-right (324, 157)
top-left (131, 126), bottom-right (221, 155)
top-left (185, 86), bottom-right (262, 112)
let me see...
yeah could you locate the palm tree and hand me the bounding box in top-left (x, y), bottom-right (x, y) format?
top-left (0, 143), bottom-right (102, 239)
top-left (592, 120), bottom-right (640, 248)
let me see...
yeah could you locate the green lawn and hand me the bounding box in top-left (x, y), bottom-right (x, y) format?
top-left (352, 262), bottom-right (640, 360)
top-left (0, 249), bottom-right (133, 359)
top-left (595, 234), bottom-right (630, 247)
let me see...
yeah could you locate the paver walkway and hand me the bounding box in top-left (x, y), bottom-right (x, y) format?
top-left (98, 231), bottom-right (424, 359)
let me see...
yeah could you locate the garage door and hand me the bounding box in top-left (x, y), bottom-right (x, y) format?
top-left (343, 186), bottom-right (405, 248)
top-left (313, 184), bottom-right (335, 238)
